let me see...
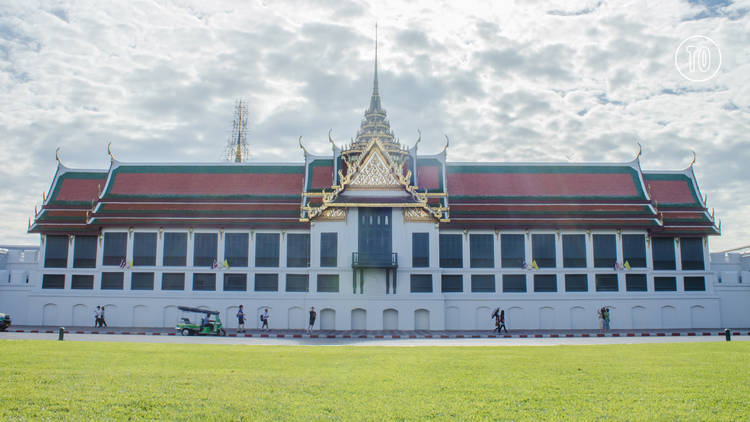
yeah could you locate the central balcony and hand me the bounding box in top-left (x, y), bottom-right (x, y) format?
top-left (351, 252), bottom-right (398, 268)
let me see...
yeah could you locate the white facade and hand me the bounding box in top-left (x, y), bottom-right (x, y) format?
top-left (2, 218), bottom-right (747, 330)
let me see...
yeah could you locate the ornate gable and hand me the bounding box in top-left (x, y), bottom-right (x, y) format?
top-left (349, 146), bottom-right (401, 189)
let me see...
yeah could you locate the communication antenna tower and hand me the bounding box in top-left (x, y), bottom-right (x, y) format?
top-left (224, 100), bottom-right (249, 162)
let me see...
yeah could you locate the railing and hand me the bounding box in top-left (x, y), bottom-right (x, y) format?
top-left (352, 252), bottom-right (398, 268)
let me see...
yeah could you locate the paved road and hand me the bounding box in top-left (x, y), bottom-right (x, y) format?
top-left (2, 331), bottom-right (747, 346)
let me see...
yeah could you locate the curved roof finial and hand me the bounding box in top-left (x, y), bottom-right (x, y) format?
top-left (414, 129), bottom-right (421, 148)
top-left (298, 136), bottom-right (308, 155)
top-left (689, 150), bottom-right (696, 167)
top-left (55, 147), bottom-right (62, 164)
top-left (107, 142), bottom-right (116, 161)
top-left (442, 134), bottom-right (450, 154)
top-left (328, 129), bottom-right (336, 148)
top-left (636, 141), bottom-right (642, 159)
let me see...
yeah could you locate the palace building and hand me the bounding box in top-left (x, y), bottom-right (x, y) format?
top-left (3, 52), bottom-right (748, 331)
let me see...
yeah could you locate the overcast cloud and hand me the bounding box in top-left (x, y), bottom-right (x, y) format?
top-left (1, 0), bottom-right (748, 250)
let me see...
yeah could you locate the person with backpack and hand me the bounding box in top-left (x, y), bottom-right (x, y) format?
top-left (261, 308), bottom-right (269, 331)
top-left (236, 305), bottom-right (246, 333)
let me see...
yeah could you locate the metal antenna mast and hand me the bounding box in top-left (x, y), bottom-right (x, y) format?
top-left (224, 99), bottom-right (249, 162)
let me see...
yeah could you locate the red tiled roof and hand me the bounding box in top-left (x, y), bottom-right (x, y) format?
top-left (447, 169), bottom-right (642, 199)
top-left (98, 164), bottom-right (304, 199)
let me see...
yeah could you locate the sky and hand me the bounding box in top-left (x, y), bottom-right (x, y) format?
top-left (0, 0), bottom-right (748, 251)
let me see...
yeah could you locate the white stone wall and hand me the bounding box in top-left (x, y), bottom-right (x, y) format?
top-left (1, 226), bottom-right (747, 329)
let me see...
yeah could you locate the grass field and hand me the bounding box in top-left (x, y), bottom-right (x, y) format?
top-left (1, 341), bottom-right (749, 421)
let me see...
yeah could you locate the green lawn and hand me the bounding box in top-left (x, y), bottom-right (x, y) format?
top-left (1, 341), bottom-right (748, 421)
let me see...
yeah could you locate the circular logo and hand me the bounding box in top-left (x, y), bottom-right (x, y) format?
top-left (674, 35), bottom-right (722, 82)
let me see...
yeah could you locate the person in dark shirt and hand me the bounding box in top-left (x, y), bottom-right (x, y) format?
top-left (307, 307), bottom-right (317, 334)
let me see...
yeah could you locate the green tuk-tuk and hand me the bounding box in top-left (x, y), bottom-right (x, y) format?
top-left (175, 306), bottom-right (226, 336)
top-left (0, 313), bottom-right (10, 331)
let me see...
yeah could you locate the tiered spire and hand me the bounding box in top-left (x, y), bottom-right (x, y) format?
top-left (350, 23), bottom-right (399, 150)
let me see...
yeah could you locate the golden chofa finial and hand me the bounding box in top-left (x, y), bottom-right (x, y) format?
top-left (689, 150), bottom-right (696, 167)
top-left (636, 141), bottom-right (642, 159)
top-left (55, 147), bottom-right (62, 164)
top-left (298, 136), bottom-right (308, 155)
top-left (107, 141), bottom-right (116, 161)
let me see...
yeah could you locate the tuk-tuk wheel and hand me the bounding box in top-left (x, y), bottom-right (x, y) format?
top-left (181, 328), bottom-right (191, 336)
top-left (219, 329), bottom-right (226, 336)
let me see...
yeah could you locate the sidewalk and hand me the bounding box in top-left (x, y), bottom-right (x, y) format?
top-left (6, 326), bottom-right (749, 339)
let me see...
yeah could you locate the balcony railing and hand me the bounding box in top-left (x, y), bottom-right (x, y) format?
top-left (352, 252), bottom-right (398, 268)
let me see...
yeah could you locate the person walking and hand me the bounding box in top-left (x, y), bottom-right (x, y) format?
top-left (236, 305), bottom-right (246, 333)
top-left (490, 307), bottom-right (500, 333)
top-left (94, 306), bottom-right (101, 328)
top-left (603, 307), bottom-right (611, 331)
top-left (307, 306), bottom-right (317, 334)
top-left (261, 308), bottom-right (269, 331)
top-left (100, 306), bottom-right (107, 328)
top-left (498, 309), bottom-right (508, 334)
top-left (597, 307), bottom-right (605, 330)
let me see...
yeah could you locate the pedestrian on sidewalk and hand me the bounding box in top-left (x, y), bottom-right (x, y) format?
top-left (261, 308), bottom-right (269, 331)
top-left (603, 307), bottom-right (611, 331)
top-left (100, 306), bottom-right (107, 328)
top-left (490, 307), bottom-right (500, 333)
top-left (307, 307), bottom-right (316, 334)
top-left (94, 306), bottom-right (101, 328)
top-left (498, 309), bottom-right (508, 334)
top-left (236, 305), bottom-right (246, 333)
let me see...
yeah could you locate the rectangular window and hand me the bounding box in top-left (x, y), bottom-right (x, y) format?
top-left (44, 235), bottom-right (69, 268)
top-left (192, 273), bottom-right (216, 291)
top-left (131, 272), bottom-right (154, 290)
top-left (102, 233), bottom-right (127, 266)
top-left (439, 234), bottom-right (463, 268)
top-left (595, 274), bottom-right (618, 292)
top-left (626, 274), bottom-right (647, 292)
top-left (622, 234), bottom-right (646, 268)
top-left (684, 276), bottom-right (705, 291)
top-left (470, 234), bottom-right (494, 268)
top-left (193, 233), bottom-right (218, 267)
top-left (565, 274), bottom-right (588, 292)
top-left (255, 233), bottom-right (280, 267)
top-left (73, 236), bottom-right (97, 268)
top-left (501, 234), bottom-right (525, 268)
top-left (410, 274), bottom-right (433, 293)
top-left (223, 273), bottom-right (247, 291)
top-left (320, 233), bottom-right (338, 267)
top-left (42, 274), bottom-right (65, 289)
top-left (71, 274), bottom-right (94, 289)
top-left (286, 274), bottom-right (309, 292)
top-left (471, 274), bottom-right (495, 292)
top-left (133, 233), bottom-right (157, 266)
top-left (534, 274), bottom-right (557, 292)
top-left (412, 233), bottom-right (429, 267)
top-left (224, 233), bottom-right (249, 267)
top-left (255, 273), bottom-right (278, 291)
top-left (532, 234), bottom-right (556, 268)
top-left (654, 276), bottom-right (676, 291)
top-left (562, 235), bottom-right (586, 268)
top-left (163, 233), bottom-right (187, 266)
top-left (287, 234), bottom-right (310, 267)
top-left (593, 234), bottom-right (616, 268)
top-left (161, 273), bottom-right (185, 290)
top-left (441, 275), bottom-right (462, 293)
top-left (680, 238), bottom-right (705, 270)
top-left (101, 272), bottom-right (124, 290)
top-left (317, 274), bottom-right (339, 292)
top-left (503, 274), bottom-right (526, 293)
top-left (652, 237), bottom-right (676, 270)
